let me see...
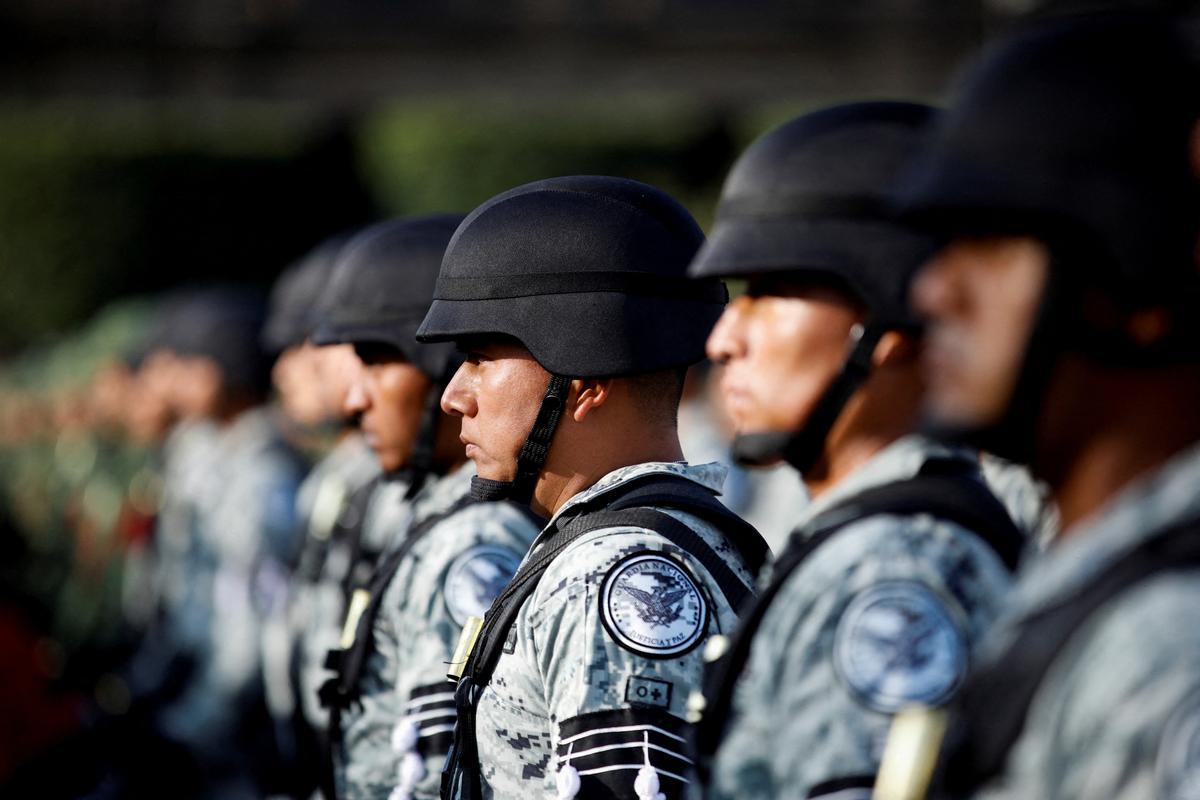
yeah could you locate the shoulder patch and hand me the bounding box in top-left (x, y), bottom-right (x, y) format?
top-left (444, 544), bottom-right (523, 626)
top-left (833, 580), bottom-right (967, 713)
top-left (600, 552), bottom-right (707, 658)
top-left (1156, 690), bottom-right (1200, 800)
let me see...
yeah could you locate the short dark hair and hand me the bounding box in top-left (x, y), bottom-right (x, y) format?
top-left (622, 367), bottom-right (688, 427)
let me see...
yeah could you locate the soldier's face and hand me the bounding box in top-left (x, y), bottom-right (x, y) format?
top-left (315, 343), bottom-right (363, 421)
top-left (912, 236), bottom-right (1049, 428)
top-left (344, 345), bottom-right (434, 473)
top-left (273, 343), bottom-right (334, 427)
top-left (706, 281), bottom-right (862, 438)
top-left (442, 338), bottom-right (546, 483)
top-left (173, 355), bottom-right (224, 420)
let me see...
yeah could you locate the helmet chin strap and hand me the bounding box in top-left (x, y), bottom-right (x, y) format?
top-left (470, 374), bottom-right (573, 505)
top-left (733, 322), bottom-right (885, 475)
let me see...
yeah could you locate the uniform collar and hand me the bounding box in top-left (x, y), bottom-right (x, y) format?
top-left (409, 460), bottom-right (475, 520)
top-left (547, 460), bottom-right (728, 529)
top-left (796, 434), bottom-right (976, 531)
top-left (1003, 437), bottom-right (1200, 620)
top-left (217, 404), bottom-right (278, 450)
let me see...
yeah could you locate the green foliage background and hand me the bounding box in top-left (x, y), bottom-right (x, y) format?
top-left (0, 98), bottom-right (807, 382)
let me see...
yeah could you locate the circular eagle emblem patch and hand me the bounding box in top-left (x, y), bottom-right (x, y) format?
top-left (600, 553), bottom-right (707, 658)
top-left (833, 581), bottom-right (967, 713)
top-left (444, 544), bottom-right (522, 626)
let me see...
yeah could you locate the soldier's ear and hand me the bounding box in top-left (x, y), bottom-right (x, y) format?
top-left (571, 378), bottom-right (611, 423)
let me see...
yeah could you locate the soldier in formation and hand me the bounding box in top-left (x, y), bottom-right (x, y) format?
top-left (423, 176), bottom-right (769, 800)
top-left (686, 101), bottom-right (1031, 800)
top-left (309, 215), bottom-right (543, 800)
top-left (878, 11), bottom-right (1200, 800)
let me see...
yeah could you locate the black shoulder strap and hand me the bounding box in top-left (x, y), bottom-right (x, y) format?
top-left (694, 458), bottom-right (1024, 773)
top-left (442, 474), bottom-right (764, 800)
top-left (336, 474), bottom-right (386, 602)
top-left (471, 477), bottom-right (764, 686)
top-left (803, 457), bottom-right (1026, 571)
top-left (939, 514), bottom-right (1200, 795)
top-left (597, 473), bottom-right (772, 579)
top-left (321, 493), bottom-right (477, 717)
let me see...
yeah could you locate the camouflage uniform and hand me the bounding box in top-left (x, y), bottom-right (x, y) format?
top-left (289, 433), bottom-right (381, 730)
top-left (154, 419), bottom-right (221, 632)
top-left (704, 437), bottom-right (1016, 800)
top-left (157, 407), bottom-right (306, 772)
top-left (963, 441), bottom-right (1200, 800)
top-left (979, 453), bottom-right (1058, 551)
top-left (337, 462), bottom-right (541, 800)
top-left (475, 460), bottom-right (753, 799)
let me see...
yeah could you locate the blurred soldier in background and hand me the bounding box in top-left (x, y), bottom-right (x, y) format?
top-left (261, 235), bottom-right (383, 796)
top-left (311, 215), bottom-right (542, 800)
top-left (879, 11), bottom-right (1200, 800)
top-left (677, 361), bottom-right (810, 552)
top-left (687, 103), bottom-right (1029, 800)
top-left (149, 287), bottom-right (308, 798)
top-left (425, 176), bottom-right (769, 800)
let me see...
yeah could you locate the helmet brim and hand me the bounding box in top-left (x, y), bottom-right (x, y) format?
top-left (417, 293), bottom-right (722, 378)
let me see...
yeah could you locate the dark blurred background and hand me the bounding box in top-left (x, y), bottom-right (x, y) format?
top-left (0, 0), bottom-right (1022, 357)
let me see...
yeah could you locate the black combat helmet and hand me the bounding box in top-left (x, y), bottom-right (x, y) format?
top-left (897, 13), bottom-right (1200, 463)
top-left (312, 213), bottom-right (467, 489)
top-left (690, 101), bottom-right (938, 471)
top-left (312, 214), bottom-right (466, 382)
top-left (168, 286), bottom-right (272, 398)
top-left (262, 233), bottom-right (350, 353)
top-left (899, 13), bottom-right (1200, 318)
top-left (417, 175), bottom-right (725, 503)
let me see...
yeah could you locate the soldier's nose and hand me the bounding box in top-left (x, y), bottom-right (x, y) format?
top-left (706, 302), bottom-right (748, 364)
top-left (441, 365), bottom-right (474, 418)
top-left (343, 378), bottom-right (369, 416)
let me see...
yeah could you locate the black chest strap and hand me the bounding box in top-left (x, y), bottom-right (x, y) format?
top-left (336, 474), bottom-right (386, 603)
top-left (693, 457), bottom-right (1025, 775)
top-left (319, 494), bottom-right (493, 800)
top-left (320, 494), bottom-right (477, 716)
top-left (441, 473), bottom-right (767, 800)
top-left (937, 514), bottom-right (1200, 796)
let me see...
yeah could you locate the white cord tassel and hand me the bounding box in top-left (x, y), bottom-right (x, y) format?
top-left (633, 731), bottom-right (666, 800)
top-left (555, 742), bottom-right (581, 799)
top-left (388, 717), bottom-right (425, 800)
top-left (390, 718), bottom-right (420, 754)
top-left (392, 751), bottom-right (426, 800)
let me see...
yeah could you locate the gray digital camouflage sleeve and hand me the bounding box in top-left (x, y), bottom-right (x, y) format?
top-left (707, 512), bottom-right (1012, 800)
top-left (340, 500), bottom-right (539, 800)
top-left (976, 574), bottom-right (1200, 800)
top-left (469, 462), bottom-right (752, 799)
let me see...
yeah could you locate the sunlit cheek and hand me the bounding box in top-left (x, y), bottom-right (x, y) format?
top-left (930, 240), bottom-right (1049, 426)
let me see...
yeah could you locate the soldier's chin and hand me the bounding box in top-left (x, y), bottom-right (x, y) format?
top-left (473, 461), bottom-right (517, 483)
top-left (920, 395), bottom-right (998, 431)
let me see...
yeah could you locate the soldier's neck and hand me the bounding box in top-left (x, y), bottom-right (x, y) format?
top-left (1045, 371), bottom-right (1200, 535)
top-left (1046, 400), bottom-right (1200, 537)
top-left (803, 377), bottom-right (919, 500)
top-left (532, 428), bottom-right (685, 519)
